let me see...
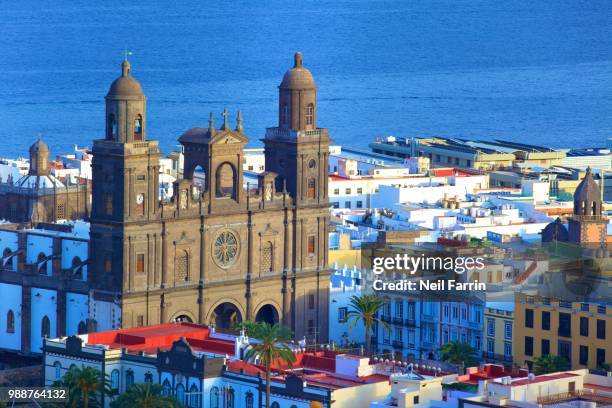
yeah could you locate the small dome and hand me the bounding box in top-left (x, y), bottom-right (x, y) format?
top-left (280, 52), bottom-right (316, 90)
top-left (29, 136), bottom-right (50, 154)
top-left (574, 167), bottom-right (601, 204)
top-left (107, 60), bottom-right (144, 97)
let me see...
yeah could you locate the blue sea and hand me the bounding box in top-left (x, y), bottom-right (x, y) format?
top-left (0, 0), bottom-right (610, 158)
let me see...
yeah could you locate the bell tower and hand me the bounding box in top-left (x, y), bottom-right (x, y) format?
top-left (90, 59), bottom-right (162, 295)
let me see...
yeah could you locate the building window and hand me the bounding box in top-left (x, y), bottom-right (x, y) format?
top-left (176, 251), bottom-right (189, 282)
top-left (558, 313), bottom-right (571, 337)
top-left (125, 370), bottom-right (134, 389)
top-left (541, 311), bottom-right (550, 331)
top-left (6, 310), bottom-right (15, 333)
top-left (345, 201), bottom-right (351, 209)
top-left (245, 392), bottom-right (254, 408)
top-left (487, 338), bottom-right (494, 353)
top-left (135, 194), bottom-right (145, 216)
top-left (107, 114), bottom-right (117, 140)
top-left (596, 348), bottom-right (606, 368)
top-left (345, 188), bottom-right (351, 194)
top-left (134, 115), bottom-right (143, 140)
top-left (104, 193), bottom-right (113, 215)
top-left (2, 248), bottom-right (13, 269)
top-left (144, 373), bottom-right (153, 383)
top-left (189, 384), bottom-right (198, 408)
top-left (541, 339), bottom-right (550, 356)
top-left (210, 386), bottom-right (220, 408)
top-left (56, 204), bottom-right (66, 220)
top-left (78, 321), bottom-right (87, 334)
top-left (111, 369), bottom-right (120, 391)
top-left (261, 241), bottom-right (273, 273)
top-left (307, 235), bottom-right (315, 255)
top-left (226, 386), bottom-right (235, 408)
top-left (356, 187), bottom-right (363, 194)
top-left (271, 403), bottom-right (280, 408)
top-left (596, 319), bottom-right (605, 339)
top-left (216, 162), bottom-right (235, 198)
top-left (504, 322), bottom-right (512, 339)
top-left (333, 188), bottom-right (340, 195)
top-left (305, 103), bottom-right (314, 125)
top-left (413, 396), bottom-right (419, 404)
top-left (104, 257), bottom-right (112, 273)
top-left (308, 294), bottom-right (315, 310)
top-left (525, 309), bottom-right (533, 328)
top-left (395, 301), bottom-right (403, 318)
top-left (580, 317), bottom-right (589, 336)
top-left (307, 178), bottom-right (316, 199)
top-left (332, 202), bottom-right (339, 209)
top-left (41, 316), bottom-right (50, 338)
top-left (136, 253), bottom-right (145, 274)
top-left (37, 252), bottom-right (48, 274)
top-left (338, 307), bottom-right (347, 323)
top-left (282, 104), bottom-right (289, 126)
top-left (580, 345), bottom-right (589, 365)
top-left (524, 336), bottom-right (533, 356)
top-left (356, 200), bottom-right (363, 208)
top-left (54, 361), bottom-right (61, 380)
top-left (487, 319), bottom-right (495, 336)
top-left (136, 315), bottom-right (144, 327)
top-left (504, 342), bottom-right (512, 357)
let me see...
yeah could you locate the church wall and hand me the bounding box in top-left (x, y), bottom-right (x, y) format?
top-left (30, 287), bottom-right (57, 353)
top-left (62, 239), bottom-right (88, 281)
top-left (26, 234), bottom-right (53, 276)
top-left (0, 230), bottom-right (18, 271)
top-left (66, 292), bottom-right (88, 336)
top-left (90, 297), bottom-right (121, 332)
top-left (0, 283), bottom-right (22, 351)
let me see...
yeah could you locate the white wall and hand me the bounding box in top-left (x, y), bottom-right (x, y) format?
top-left (66, 293), bottom-right (89, 336)
top-left (90, 299), bottom-right (121, 332)
top-left (27, 234), bottom-right (53, 276)
top-left (0, 230), bottom-right (18, 271)
top-left (62, 239), bottom-right (88, 281)
top-left (0, 283), bottom-right (22, 351)
top-left (30, 287), bottom-right (57, 352)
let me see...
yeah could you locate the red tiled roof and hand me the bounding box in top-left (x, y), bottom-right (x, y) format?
top-left (86, 323), bottom-right (234, 356)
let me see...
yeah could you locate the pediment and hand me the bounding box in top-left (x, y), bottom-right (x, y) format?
top-left (210, 130), bottom-right (248, 145)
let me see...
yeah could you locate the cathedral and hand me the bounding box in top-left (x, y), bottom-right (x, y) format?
top-left (89, 53), bottom-right (331, 341)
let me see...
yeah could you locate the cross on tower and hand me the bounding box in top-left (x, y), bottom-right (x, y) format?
top-left (123, 48), bottom-right (133, 61)
top-left (222, 108), bottom-right (229, 130)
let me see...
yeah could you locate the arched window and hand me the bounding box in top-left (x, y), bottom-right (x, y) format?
top-left (161, 379), bottom-right (171, 395)
top-left (176, 383), bottom-right (185, 403)
top-left (176, 250), bottom-right (189, 282)
top-left (72, 256), bottom-right (83, 280)
top-left (134, 115), bottom-right (143, 141)
top-left (3, 248), bottom-right (13, 269)
top-left (144, 372), bottom-right (153, 383)
top-left (77, 321), bottom-right (87, 335)
top-left (216, 163), bottom-right (235, 198)
top-left (210, 386), bottom-right (220, 408)
top-left (271, 402), bottom-right (280, 408)
top-left (261, 241), bottom-right (273, 273)
top-left (282, 104), bottom-right (289, 126)
top-left (305, 103), bottom-right (314, 125)
top-left (188, 384), bottom-right (198, 407)
top-left (290, 405), bottom-right (298, 408)
top-left (307, 178), bottom-right (316, 199)
top-left (226, 387), bottom-right (235, 408)
top-left (53, 361), bottom-right (61, 379)
top-left (592, 201), bottom-right (598, 215)
top-left (125, 370), bottom-right (134, 389)
top-left (41, 316), bottom-right (50, 338)
top-left (111, 369), bottom-right (120, 391)
top-left (245, 392), bottom-right (254, 408)
top-left (37, 252), bottom-right (48, 274)
top-left (6, 310), bottom-right (15, 333)
top-left (107, 114), bottom-right (117, 140)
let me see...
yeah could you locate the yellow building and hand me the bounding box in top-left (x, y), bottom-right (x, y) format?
top-left (514, 293), bottom-right (610, 370)
top-left (484, 302), bottom-right (514, 365)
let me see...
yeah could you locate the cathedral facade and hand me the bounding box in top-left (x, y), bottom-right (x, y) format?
top-left (89, 53), bottom-right (331, 341)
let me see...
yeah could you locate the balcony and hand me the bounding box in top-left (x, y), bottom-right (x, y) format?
top-left (380, 315), bottom-right (391, 323)
top-left (392, 317), bottom-right (403, 325)
top-left (392, 340), bottom-right (404, 349)
top-left (404, 319), bottom-right (417, 327)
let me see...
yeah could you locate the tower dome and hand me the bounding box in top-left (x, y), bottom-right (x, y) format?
top-left (573, 167), bottom-right (602, 216)
top-left (280, 52), bottom-right (316, 90)
top-left (107, 60), bottom-right (144, 98)
top-left (29, 135), bottom-right (50, 176)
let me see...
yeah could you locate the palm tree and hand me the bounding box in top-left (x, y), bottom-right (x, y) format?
top-left (440, 341), bottom-right (478, 369)
top-left (244, 321), bottom-right (296, 408)
top-left (345, 294), bottom-right (389, 355)
top-left (55, 365), bottom-right (111, 408)
top-left (534, 354), bottom-right (569, 374)
top-left (110, 383), bottom-right (184, 408)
